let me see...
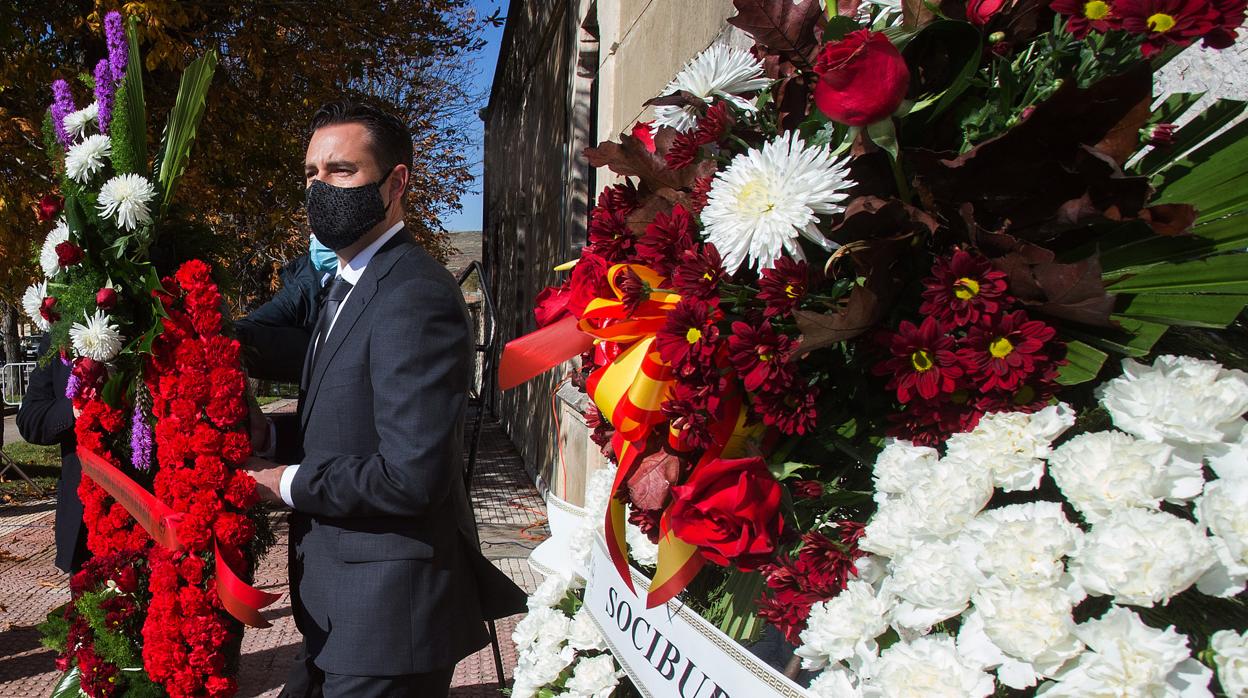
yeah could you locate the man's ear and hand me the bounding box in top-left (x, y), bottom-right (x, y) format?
top-left (390, 164), bottom-right (409, 205)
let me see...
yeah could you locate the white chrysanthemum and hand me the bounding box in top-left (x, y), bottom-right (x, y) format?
top-left (1211, 630), bottom-right (1248, 697)
top-left (39, 220), bottom-right (71, 278)
top-left (651, 44), bottom-right (770, 133)
top-left (624, 506), bottom-right (658, 567)
top-left (64, 134), bottom-right (111, 183)
top-left (872, 439), bottom-right (940, 495)
top-left (797, 580), bottom-right (894, 669)
top-left (1196, 477), bottom-right (1248, 598)
top-left (1070, 508), bottom-right (1213, 607)
top-left (527, 572), bottom-right (572, 611)
top-left (566, 606), bottom-right (607, 653)
top-left (964, 501), bottom-right (1082, 589)
top-left (861, 456), bottom-right (993, 558)
top-left (1099, 355), bottom-right (1248, 446)
top-left (512, 643), bottom-right (576, 698)
top-left (945, 404), bottom-right (1075, 492)
top-left (63, 101), bottom-right (99, 140)
top-left (866, 634), bottom-right (994, 698)
top-left (702, 131), bottom-right (854, 274)
top-left (21, 281), bottom-right (50, 332)
top-left (884, 537), bottom-right (984, 633)
top-left (97, 173), bottom-right (157, 232)
top-left (69, 310), bottom-right (123, 362)
top-left (564, 654), bottom-right (624, 698)
top-left (511, 605), bottom-right (570, 653)
top-left (958, 580), bottom-right (1084, 689)
top-left (809, 666), bottom-right (865, 697)
top-left (1037, 607), bottom-right (1212, 697)
top-left (1048, 430), bottom-right (1199, 521)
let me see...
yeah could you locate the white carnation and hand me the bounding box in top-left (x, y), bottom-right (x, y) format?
top-left (797, 580), bottom-right (894, 669)
top-left (21, 281), bottom-right (50, 332)
top-left (1206, 427), bottom-right (1248, 480)
top-left (512, 643), bottom-right (576, 698)
top-left (865, 634), bottom-right (994, 698)
top-left (872, 439), bottom-right (939, 494)
top-left (1048, 430), bottom-right (1198, 521)
top-left (511, 605), bottom-right (570, 654)
top-left (884, 537), bottom-right (984, 633)
top-left (1196, 477), bottom-right (1248, 597)
top-left (1211, 629), bottom-right (1248, 698)
top-left (1070, 508), bottom-right (1213, 607)
top-left (809, 666), bottom-right (865, 697)
top-left (39, 220), bottom-right (70, 278)
top-left (564, 654), bottom-right (624, 698)
top-left (69, 310), bottom-right (123, 362)
top-left (583, 467), bottom-right (616, 521)
top-left (964, 501), bottom-right (1082, 589)
top-left (567, 606), bottom-right (607, 653)
top-left (861, 456), bottom-right (992, 558)
top-left (625, 506), bottom-right (658, 567)
top-left (945, 403), bottom-right (1075, 491)
top-left (64, 134), bottom-right (111, 183)
top-left (1098, 355), bottom-right (1248, 446)
top-left (528, 572), bottom-right (572, 610)
top-left (1037, 606), bottom-right (1212, 697)
top-left (959, 580), bottom-right (1083, 689)
top-left (568, 523), bottom-right (597, 578)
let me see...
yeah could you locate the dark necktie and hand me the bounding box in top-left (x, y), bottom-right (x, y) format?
top-left (312, 275), bottom-right (353, 366)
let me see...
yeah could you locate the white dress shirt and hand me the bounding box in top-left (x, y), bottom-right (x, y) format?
top-left (279, 221), bottom-right (405, 508)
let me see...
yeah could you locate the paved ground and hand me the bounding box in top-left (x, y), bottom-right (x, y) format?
top-left (0, 408), bottom-right (547, 697)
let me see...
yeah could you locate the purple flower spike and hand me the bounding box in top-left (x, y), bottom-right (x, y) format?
top-left (65, 373), bottom-right (82, 400)
top-left (50, 79), bottom-right (76, 148)
top-left (104, 12), bottom-right (128, 84)
top-left (93, 59), bottom-right (114, 132)
top-left (130, 403), bottom-right (153, 472)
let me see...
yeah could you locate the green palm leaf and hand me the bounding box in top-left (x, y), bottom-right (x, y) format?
top-left (156, 50), bottom-right (219, 218)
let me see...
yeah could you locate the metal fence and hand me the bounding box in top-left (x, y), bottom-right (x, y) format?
top-left (2, 362), bottom-right (36, 406)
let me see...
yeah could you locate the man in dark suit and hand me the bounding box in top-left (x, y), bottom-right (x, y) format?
top-left (17, 337), bottom-right (90, 574)
top-left (244, 100), bottom-right (525, 697)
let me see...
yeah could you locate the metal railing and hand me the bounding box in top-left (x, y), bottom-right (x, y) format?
top-left (2, 362), bottom-right (36, 406)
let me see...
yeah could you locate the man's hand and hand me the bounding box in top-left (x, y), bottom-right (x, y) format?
top-left (244, 457), bottom-right (286, 505)
top-left (248, 396), bottom-right (272, 454)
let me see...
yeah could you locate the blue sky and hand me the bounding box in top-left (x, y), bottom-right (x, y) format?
top-left (438, 0), bottom-right (508, 233)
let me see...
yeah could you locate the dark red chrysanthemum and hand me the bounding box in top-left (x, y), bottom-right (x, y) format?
top-left (886, 391), bottom-right (983, 447)
top-left (919, 249), bottom-right (1011, 328)
top-left (628, 506), bottom-right (663, 543)
top-left (728, 320), bottom-right (796, 393)
top-left (1052, 0), bottom-right (1122, 36)
top-left (753, 374), bottom-right (819, 435)
top-left (796, 531), bottom-right (863, 597)
top-left (873, 317), bottom-right (964, 403)
top-left (636, 204), bottom-right (696, 276)
top-left (672, 243), bottom-right (726, 302)
top-left (689, 175), bottom-right (715, 215)
top-left (1204, 0), bottom-right (1247, 46)
top-left (665, 102), bottom-right (733, 170)
top-left (757, 256), bottom-right (809, 319)
top-left (662, 392), bottom-right (715, 451)
top-left (960, 310), bottom-right (1059, 392)
top-left (614, 266), bottom-right (651, 316)
top-left (1118, 0), bottom-right (1218, 55)
top-left (656, 299), bottom-right (722, 372)
top-left (974, 363), bottom-right (1065, 414)
top-left (587, 183), bottom-right (640, 261)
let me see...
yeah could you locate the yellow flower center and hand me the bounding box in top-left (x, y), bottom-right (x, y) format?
top-left (703, 271), bottom-right (714, 281)
top-left (954, 277), bottom-right (981, 301)
top-left (758, 349), bottom-right (773, 362)
top-left (784, 283), bottom-right (798, 298)
top-left (685, 327), bottom-right (703, 344)
top-left (1147, 12), bottom-right (1176, 32)
top-left (736, 179), bottom-right (776, 215)
top-left (990, 336), bottom-right (1015, 359)
top-left (1084, 0), bottom-right (1111, 19)
top-left (910, 349), bottom-right (934, 372)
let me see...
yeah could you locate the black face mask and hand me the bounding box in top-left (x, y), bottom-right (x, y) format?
top-left (305, 169), bottom-right (393, 251)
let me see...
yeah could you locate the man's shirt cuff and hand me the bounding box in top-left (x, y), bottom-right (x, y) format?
top-left (279, 463), bottom-right (300, 508)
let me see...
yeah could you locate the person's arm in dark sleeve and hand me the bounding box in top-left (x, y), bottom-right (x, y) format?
top-left (235, 257), bottom-right (317, 383)
top-left (16, 336), bottom-right (75, 446)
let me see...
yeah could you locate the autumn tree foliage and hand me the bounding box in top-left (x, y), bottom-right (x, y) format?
top-left (0, 1), bottom-right (489, 331)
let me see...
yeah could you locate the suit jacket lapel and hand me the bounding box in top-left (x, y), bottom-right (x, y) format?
top-left (300, 232), bottom-right (413, 430)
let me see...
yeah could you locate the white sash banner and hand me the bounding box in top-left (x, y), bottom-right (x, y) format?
top-left (584, 535), bottom-right (808, 698)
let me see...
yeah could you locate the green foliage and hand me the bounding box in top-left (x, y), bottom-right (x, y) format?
top-left (49, 669), bottom-right (80, 698)
top-left (122, 16), bottom-right (146, 168)
top-left (108, 77), bottom-right (140, 175)
top-left (703, 569), bottom-right (767, 642)
top-left (155, 50), bottom-right (219, 220)
top-left (37, 609), bottom-right (69, 654)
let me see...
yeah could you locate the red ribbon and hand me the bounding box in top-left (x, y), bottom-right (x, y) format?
top-left (78, 448), bottom-right (281, 628)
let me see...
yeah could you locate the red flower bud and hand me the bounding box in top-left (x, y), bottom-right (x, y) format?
top-left (968, 0), bottom-right (1008, 25)
top-left (1143, 123), bottom-right (1178, 147)
top-left (39, 296), bottom-right (60, 322)
top-left (54, 241), bottom-right (83, 267)
top-left (36, 194), bottom-right (63, 223)
top-left (631, 120), bottom-right (656, 153)
top-left (792, 479), bottom-right (825, 499)
top-left (814, 30), bottom-right (911, 127)
top-left (95, 287), bottom-right (118, 310)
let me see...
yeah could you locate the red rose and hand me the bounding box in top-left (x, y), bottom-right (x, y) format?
top-left (813, 30), bottom-right (911, 127)
top-left (39, 296), bottom-right (60, 323)
top-left (534, 282), bottom-right (572, 327)
top-left (37, 194), bottom-right (63, 222)
top-left (567, 251), bottom-right (611, 318)
top-left (95, 287), bottom-right (118, 310)
top-left (631, 120), bottom-right (656, 153)
top-left (54, 241), bottom-right (84, 267)
top-left (668, 457), bottom-right (785, 570)
top-left (967, 0), bottom-right (1007, 24)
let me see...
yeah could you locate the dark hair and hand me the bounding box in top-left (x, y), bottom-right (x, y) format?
top-left (307, 100), bottom-right (413, 192)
